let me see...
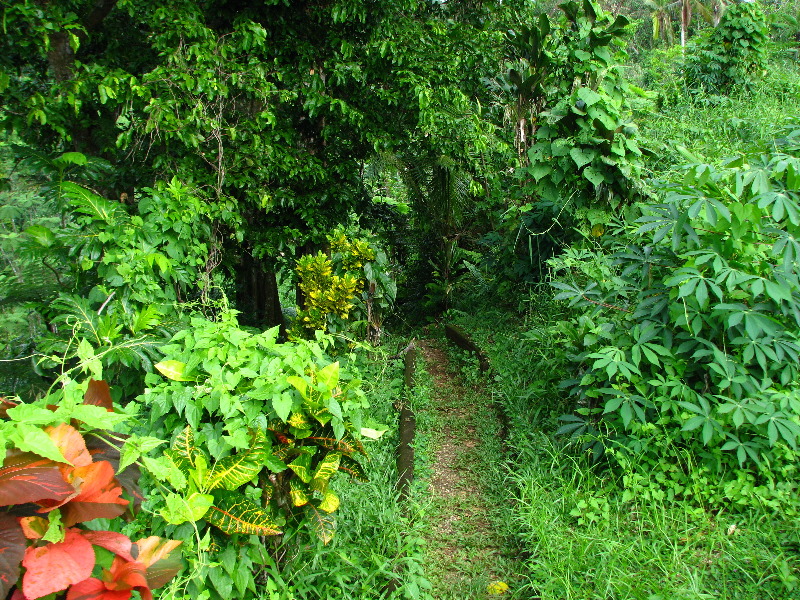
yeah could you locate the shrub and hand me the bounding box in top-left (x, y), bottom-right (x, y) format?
top-left (685, 1), bottom-right (769, 94)
top-left (552, 122), bottom-right (800, 512)
top-left (0, 379), bottom-right (182, 599)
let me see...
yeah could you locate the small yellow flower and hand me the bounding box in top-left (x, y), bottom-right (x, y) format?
top-left (487, 581), bottom-right (509, 595)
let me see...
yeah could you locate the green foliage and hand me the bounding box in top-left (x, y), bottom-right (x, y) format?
top-left (130, 309), bottom-right (379, 598)
top-left (551, 122), bottom-right (800, 511)
top-left (525, 1), bottom-right (645, 207)
top-left (685, 1), bottom-right (770, 93)
top-left (293, 229), bottom-right (395, 339)
top-left (496, 1), bottom-right (646, 209)
top-left (1, 168), bottom-right (233, 396)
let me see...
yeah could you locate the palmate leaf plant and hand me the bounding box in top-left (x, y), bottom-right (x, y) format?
top-left (551, 125), bottom-right (800, 512)
top-left (0, 378), bottom-right (183, 600)
top-left (132, 310), bottom-right (380, 599)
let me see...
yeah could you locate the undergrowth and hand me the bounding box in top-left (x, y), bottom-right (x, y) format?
top-left (260, 336), bottom-right (432, 600)
top-left (446, 296), bottom-right (800, 600)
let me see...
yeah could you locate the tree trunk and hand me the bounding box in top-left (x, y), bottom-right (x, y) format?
top-left (237, 251), bottom-right (285, 334)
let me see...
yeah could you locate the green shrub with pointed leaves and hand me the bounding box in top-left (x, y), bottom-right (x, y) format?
top-left (132, 309), bottom-right (379, 599)
top-left (685, 1), bottom-right (769, 94)
top-left (551, 123), bottom-right (800, 513)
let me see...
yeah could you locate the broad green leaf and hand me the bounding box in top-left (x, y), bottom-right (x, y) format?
top-left (288, 451), bottom-right (314, 483)
top-left (305, 504), bottom-right (335, 544)
top-left (576, 87), bottom-right (602, 107)
top-left (338, 455), bottom-right (369, 482)
top-left (583, 166), bottom-right (605, 187)
top-left (160, 492), bottom-right (213, 524)
top-left (206, 491), bottom-right (281, 536)
top-left (272, 392), bottom-right (293, 422)
top-left (9, 425), bottom-right (68, 463)
top-left (359, 427), bottom-right (387, 440)
top-left (155, 360), bottom-right (193, 382)
top-left (290, 479), bottom-right (309, 506)
top-left (5, 404), bottom-right (60, 426)
top-left (310, 452), bottom-right (341, 492)
top-left (316, 362), bottom-right (339, 390)
top-left (24, 225), bottom-right (56, 247)
top-left (166, 427), bottom-right (200, 474)
top-left (570, 147), bottom-right (596, 169)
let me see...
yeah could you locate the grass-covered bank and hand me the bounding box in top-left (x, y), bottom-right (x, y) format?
top-left (445, 303), bottom-right (800, 600)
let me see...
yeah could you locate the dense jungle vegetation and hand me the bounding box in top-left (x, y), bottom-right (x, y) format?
top-left (2, 0), bottom-right (800, 598)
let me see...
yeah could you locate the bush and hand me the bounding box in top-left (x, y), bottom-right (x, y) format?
top-left (685, 1), bottom-right (769, 94)
top-left (552, 121), bottom-right (800, 512)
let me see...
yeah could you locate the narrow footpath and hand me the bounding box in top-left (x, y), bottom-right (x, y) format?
top-left (417, 339), bottom-right (518, 600)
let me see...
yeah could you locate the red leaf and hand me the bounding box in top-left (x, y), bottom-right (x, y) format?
top-left (0, 513), bottom-right (25, 599)
top-left (0, 397), bottom-right (18, 419)
top-left (134, 537), bottom-right (183, 589)
top-left (81, 531), bottom-right (134, 562)
top-left (22, 529), bottom-right (95, 599)
top-left (58, 461), bottom-right (128, 526)
top-left (0, 451), bottom-right (74, 507)
top-left (83, 436), bottom-right (142, 513)
top-left (66, 578), bottom-right (131, 600)
top-left (105, 557), bottom-right (148, 590)
top-left (84, 380), bottom-right (113, 412)
top-left (18, 516), bottom-right (48, 540)
top-left (45, 424), bottom-right (92, 467)
top-left (10, 589), bottom-right (26, 600)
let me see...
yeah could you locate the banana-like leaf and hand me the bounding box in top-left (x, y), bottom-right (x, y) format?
top-left (165, 427), bottom-right (200, 475)
top-left (338, 455), bottom-right (369, 482)
top-left (63, 181), bottom-right (123, 223)
top-left (305, 504), bottom-right (335, 545)
top-left (205, 430), bottom-right (268, 491)
top-left (289, 479), bottom-right (309, 507)
top-left (206, 490), bottom-right (281, 536)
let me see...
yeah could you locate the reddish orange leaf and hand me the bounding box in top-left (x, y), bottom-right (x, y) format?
top-left (105, 557), bottom-right (148, 591)
top-left (0, 514), bottom-right (25, 599)
top-left (133, 537), bottom-right (183, 589)
top-left (18, 516), bottom-right (48, 540)
top-left (45, 424), bottom-right (92, 467)
top-left (66, 578), bottom-right (131, 600)
top-left (84, 380), bottom-right (113, 411)
top-left (22, 529), bottom-right (95, 599)
top-left (0, 451), bottom-right (75, 507)
top-left (81, 531), bottom-right (134, 562)
top-left (58, 461), bottom-right (128, 526)
top-left (0, 397), bottom-right (18, 419)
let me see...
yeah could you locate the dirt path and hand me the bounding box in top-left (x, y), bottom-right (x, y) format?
top-left (418, 340), bottom-right (515, 600)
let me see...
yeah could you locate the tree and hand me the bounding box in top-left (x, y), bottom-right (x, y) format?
top-left (0, 0), bottom-right (502, 328)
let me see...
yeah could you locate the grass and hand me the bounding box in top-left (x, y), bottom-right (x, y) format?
top-left (636, 51), bottom-right (800, 178)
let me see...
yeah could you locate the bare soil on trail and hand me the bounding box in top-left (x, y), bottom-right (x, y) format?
top-left (417, 340), bottom-right (513, 600)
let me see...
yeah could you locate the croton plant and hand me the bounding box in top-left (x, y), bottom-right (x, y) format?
top-left (0, 380), bottom-right (183, 600)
